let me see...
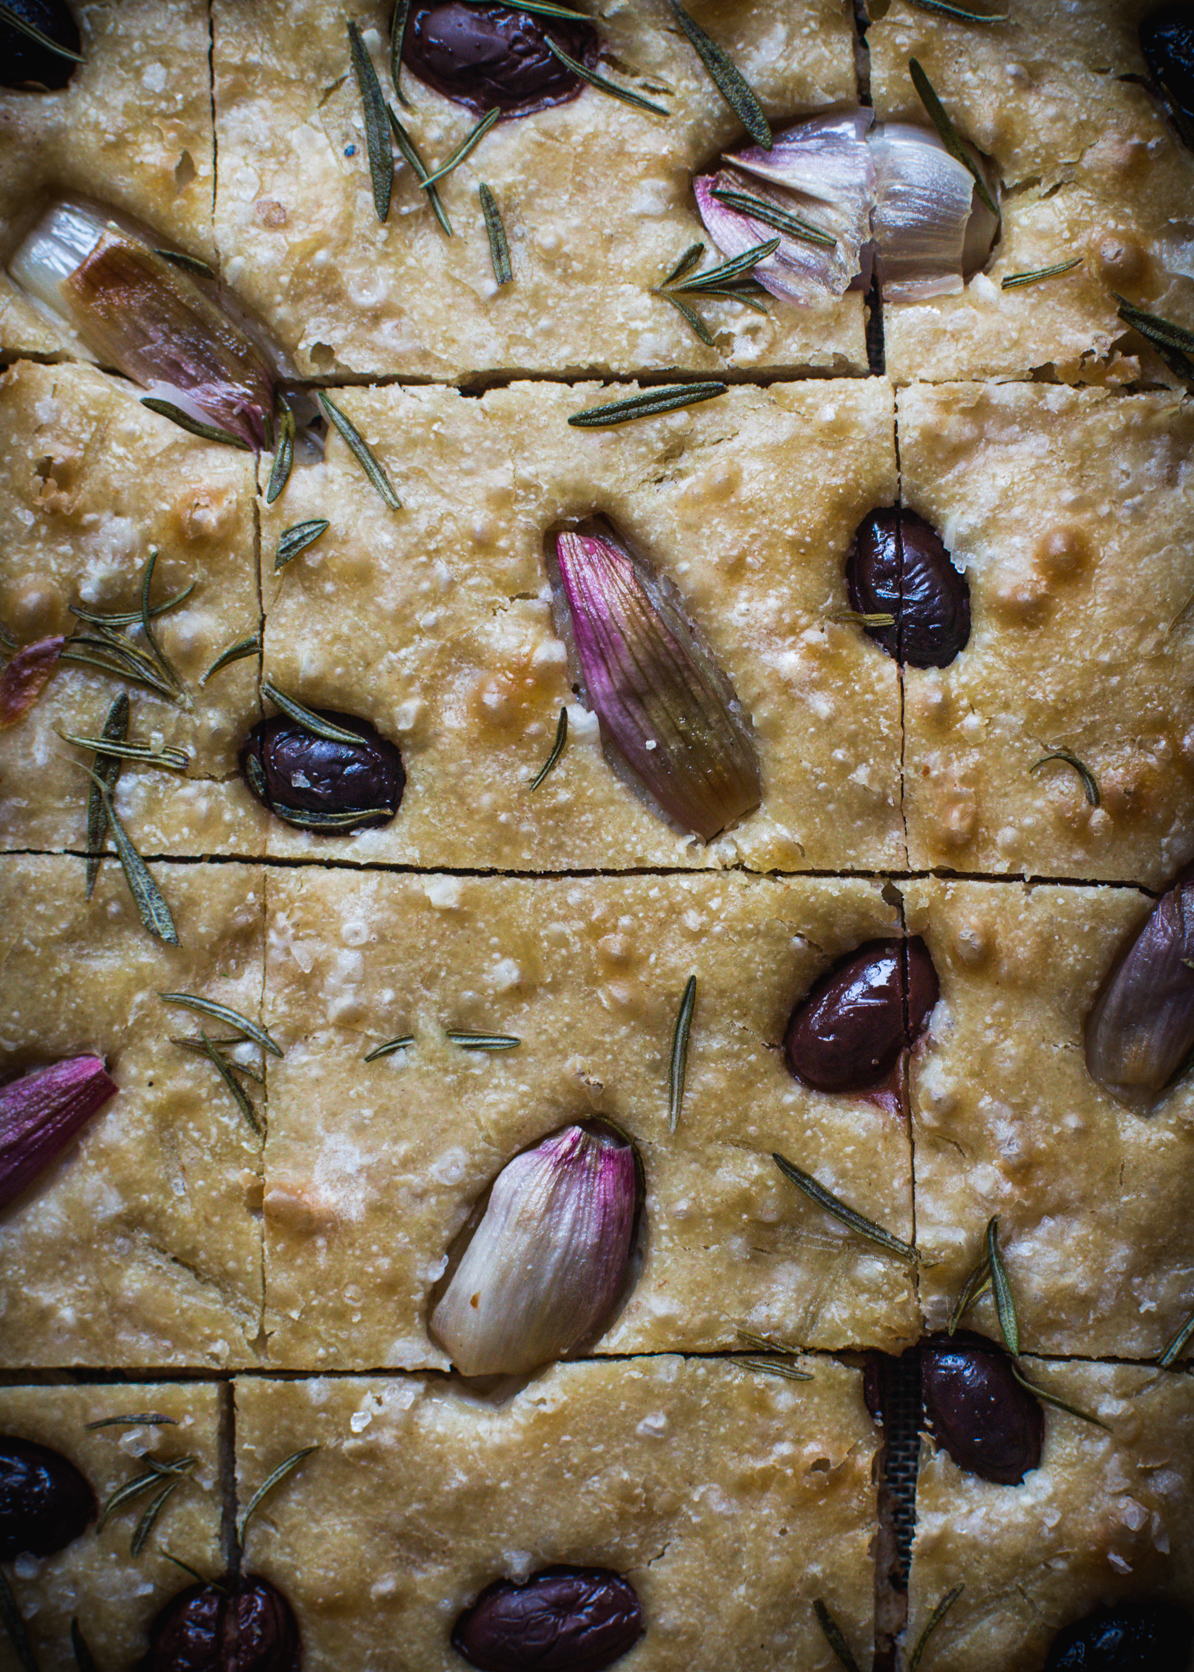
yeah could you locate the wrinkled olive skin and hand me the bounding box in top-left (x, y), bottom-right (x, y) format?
top-left (452, 1566), bottom-right (645, 1672)
top-left (921, 1331), bottom-right (1043, 1486)
top-left (402, 2), bottom-right (599, 116)
top-left (1, 0), bottom-right (80, 89)
top-left (1142, 6), bottom-right (1194, 142)
top-left (1045, 1600), bottom-right (1194, 1671)
top-left (846, 506), bottom-right (971, 668)
top-left (140, 1577), bottom-right (300, 1672)
top-left (783, 936), bottom-right (939, 1095)
top-left (0, 1435), bottom-right (95, 1560)
top-left (239, 709), bottom-right (405, 835)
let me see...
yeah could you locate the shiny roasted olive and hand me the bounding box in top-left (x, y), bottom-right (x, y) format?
top-left (846, 506), bottom-right (971, 668)
top-left (239, 709), bottom-right (405, 835)
top-left (1, 0), bottom-right (80, 89)
top-left (1045, 1600), bottom-right (1194, 1671)
top-left (783, 936), bottom-right (939, 1096)
top-left (401, 2), bottom-right (599, 116)
top-left (141, 1576), bottom-right (300, 1672)
top-left (920, 1331), bottom-right (1043, 1485)
top-left (1142, 6), bottom-right (1194, 145)
top-left (452, 1566), bottom-right (645, 1672)
top-left (0, 1435), bottom-right (95, 1560)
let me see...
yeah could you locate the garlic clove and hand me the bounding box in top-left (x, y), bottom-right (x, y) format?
top-left (0, 1056), bottom-right (119, 1212)
top-left (870, 122), bottom-right (1000, 301)
top-left (1086, 872), bottom-right (1194, 1109)
top-left (429, 1123), bottom-right (637, 1379)
top-left (552, 519), bottom-right (761, 843)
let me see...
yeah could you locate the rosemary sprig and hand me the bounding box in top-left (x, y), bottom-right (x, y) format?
top-left (1010, 1364), bottom-right (1110, 1430)
top-left (364, 1035), bottom-right (416, 1061)
top-left (169, 1037), bottom-right (265, 1084)
top-left (813, 1599), bottom-right (863, 1672)
top-left (447, 1030), bottom-right (521, 1050)
top-left (69, 587), bottom-right (196, 630)
top-left (97, 1456), bottom-right (196, 1538)
top-left (947, 1248), bottom-right (992, 1335)
top-left (909, 59), bottom-right (998, 217)
top-left (85, 691), bottom-right (129, 900)
top-left (710, 186), bottom-right (834, 248)
top-left (316, 392), bottom-right (402, 510)
top-left (668, 238), bottom-right (780, 291)
top-left (668, 974), bottom-right (697, 1134)
top-left (665, 0), bottom-right (770, 147)
top-left (772, 1152), bottom-right (918, 1263)
top-left (266, 401), bottom-right (296, 505)
top-left (140, 398), bottom-right (251, 450)
top-left (1159, 1302), bottom-right (1194, 1368)
top-left (529, 706), bottom-right (567, 790)
top-left (201, 635), bottom-right (259, 685)
top-left (155, 248), bottom-right (218, 282)
top-left (70, 1620), bottom-right (96, 1672)
top-left (1113, 294), bottom-right (1194, 379)
top-left (348, 19), bottom-right (393, 222)
top-left (479, 183), bottom-right (513, 285)
top-left (85, 1413), bottom-right (177, 1430)
top-left (0, 1568), bottom-right (38, 1672)
top-left (422, 107), bottom-right (500, 188)
top-left (542, 36), bottom-right (669, 117)
top-left (276, 519), bottom-right (330, 570)
top-left (198, 1031), bottom-right (263, 1136)
top-left (238, 1447), bottom-right (319, 1546)
top-left (1001, 257), bottom-right (1082, 289)
top-left (652, 238), bottom-right (775, 341)
top-left (907, 1585), bottom-right (964, 1672)
top-left (386, 109), bottom-right (453, 235)
top-left (160, 993), bottom-right (283, 1057)
top-left (1031, 748), bottom-right (1100, 807)
top-left (261, 680), bottom-right (363, 746)
top-left (390, 0), bottom-right (412, 104)
top-left (0, 0), bottom-right (84, 60)
top-left (906, 0), bottom-right (1007, 19)
top-left (60, 732), bottom-right (188, 770)
top-left (569, 382), bottom-right (727, 428)
top-left (985, 1215), bottom-right (1019, 1356)
top-left (78, 766), bottom-right (179, 945)
top-left (66, 630), bottom-right (181, 704)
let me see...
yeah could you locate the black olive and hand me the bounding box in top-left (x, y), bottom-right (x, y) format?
top-left (0, 1435), bottom-right (95, 1560)
top-left (920, 1331), bottom-right (1043, 1485)
top-left (1141, 6), bottom-right (1194, 146)
top-left (239, 709), bottom-right (405, 835)
top-left (1, 0), bottom-right (80, 90)
top-left (846, 506), bottom-right (971, 668)
top-left (1045, 1600), bottom-right (1194, 1671)
top-left (401, 2), bottom-right (599, 117)
top-left (452, 1567), bottom-right (645, 1672)
top-left (783, 937), bottom-right (939, 1096)
top-left (140, 1576), bottom-right (300, 1672)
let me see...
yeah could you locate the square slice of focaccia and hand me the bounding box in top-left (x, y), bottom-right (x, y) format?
top-left (904, 878), bottom-right (1194, 1359)
top-left (260, 867), bottom-right (919, 1368)
top-left (211, 0), bottom-right (866, 379)
top-left (0, 0), bottom-right (216, 359)
top-left (0, 1384), bottom-right (223, 1672)
top-left (898, 382), bottom-right (1194, 888)
top-left (234, 1357), bottom-right (877, 1672)
top-left (258, 378), bottom-right (904, 874)
top-left (868, 0), bottom-right (1194, 384)
top-left (0, 855), bottom-right (265, 1367)
top-left (905, 1360), bottom-right (1194, 1672)
top-left (0, 361), bottom-right (268, 859)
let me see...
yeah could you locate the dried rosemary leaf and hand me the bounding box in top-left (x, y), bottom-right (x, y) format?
top-left (422, 107), bottom-right (500, 188)
top-left (737, 1356), bottom-right (814, 1382)
top-left (85, 1414), bottom-right (177, 1430)
top-left (947, 1247), bottom-right (991, 1335)
top-left (238, 1447), bottom-right (319, 1547)
top-left (76, 622), bottom-right (179, 699)
top-left (909, 58), bottom-right (998, 217)
top-left (1113, 294), bottom-right (1194, 378)
top-left (1031, 748), bottom-right (1100, 807)
top-left (70, 1619), bottom-right (97, 1672)
top-left (62, 637), bottom-right (180, 704)
top-left (831, 609), bottom-right (897, 628)
top-left (670, 238), bottom-right (780, 291)
top-left (261, 680), bottom-right (364, 746)
top-left (772, 1152), bottom-right (918, 1263)
top-left (160, 992), bottom-right (283, 1057)
top-left (569, 382), bottom-right (727, 427)
top-left (155, 248), bottom-right (218, 282)
top-left (131, 1475), bottom-right (184, 1557)
top-left (529, 706), bottom-right (567, 790)
top-left (813, 1599), bottom-right (864, 1672)
top-left (364, 1035), bottom-right (416, 1061)
top-left (542, 36), bottom-right (669, 117)
top-left (386, 108), bottom-right (453, 235)
top-left (460, 0), bottom-right (587, 13)
top-left (169, 1037), bottom-right (265, 1084)
top-left (163, 1553), bottom-right (220, 1587)
top-left (447, 1030), bottom-right (521, 1050)
top-left (201, 635), bottom-right (260, 686)
top-left (266, 401), bottom-right (296, 505)
top-left (61, 732), bottom-right (188, 770)
top-left (1010, 1365), bottom-right (1110, 1430)
top-left (479, 182), bottom-right (513, 285)
top-left (906, 0), bottom-right (1008, 19)
top-left (737, 1328), bottom-right (804, 1356)
top-left (661, 242), bottom-right (705, 286)
top-left (1159, 1303), bottom-right (1194, 1368)
top-left (347, 19), bottom-right (393, 222)
top-left (1001, 257), bottom-right (1082, 289)
top-left (711, 186), bottom-right (835, 248)
top-left (70, 583), bottom-right (196, 631)
top-left (908, 1585), bottom-right (964, 1672)
top-left (139, 551), bottom-right (185, 695)
top-left (97, 1457), bottom-right (196, 1534)
top-left (389, 0), bottom-right (412, 104)
top-left (140, 398), bottom-right (252, 450)
top-left (666, 0), bottom-right (770, 148)
top-left (198, 1032), bottom-right (263, 1136)
top-left (276, 519), bottom-right (330, 569)
top-left (0, 1568), bottom-right (38, 1672)
top-left (266, 802), bottom-right (393, 832)
top-left (316, 392), bottom-right (402, 510)
top-left (85, 691), bottom-right (129, 900)
top-left (985, 1215), bottom-right (1020, 1356)
top-left (79, 766), bottom-right (179, 946)
top-left (656, 290), bottom-right (717, 345)
top-left (0, 0), bottom-right (84, 60)
top-left (668, 974), bottom-right (697, 1134)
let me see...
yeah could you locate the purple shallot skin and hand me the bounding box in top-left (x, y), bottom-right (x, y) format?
top-left (0, 1055), bottom-right (118, 1212)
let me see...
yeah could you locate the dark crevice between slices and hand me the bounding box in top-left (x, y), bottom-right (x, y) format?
top-left (205, 0), bottom-right (218, 234)
top-left (217, 1378), bottom-right (238, 1578)
top-left (872, 1349), bottom-right (922, 1672)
